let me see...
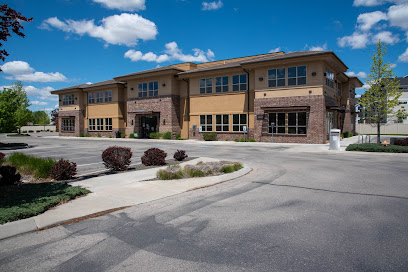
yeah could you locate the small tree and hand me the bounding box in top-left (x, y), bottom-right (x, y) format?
top-left (359, 40), bottom-right (402, 144)
top-left (396, 109), bottom-right (408, 123)
top-left (0, 4), bottom-right (33, 70)
top-left (32, 110), bottom-right (50, 125)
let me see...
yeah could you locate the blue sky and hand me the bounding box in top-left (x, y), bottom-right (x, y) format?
top-left (2, 0), bottom-right (408, 112)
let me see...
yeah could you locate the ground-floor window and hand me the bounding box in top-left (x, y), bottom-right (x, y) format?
top-left (233, 114), bottom-right (247, 131)
top-left (62, 118), bottom-right (75, 132)
top-left (200, 115), bottom-right (213, 131)
top-left (268, 112), bottom-right (307, 134)
top-left (105, 118), bottom-right (112, 131)
top-left (89, 118), bottom-right (113, 131)
top-left (216, 114), bottom-right (229, 131)
top-left (96, 118), bottom-right (103, 131)
top-left (89, 119), bottom-right (96, 131)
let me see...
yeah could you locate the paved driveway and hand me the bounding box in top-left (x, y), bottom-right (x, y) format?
top-left (1, 135), bottom-right (408, 271)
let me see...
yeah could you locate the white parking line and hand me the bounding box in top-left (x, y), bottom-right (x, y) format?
top-left (77, 162), bottom-right (104, 167)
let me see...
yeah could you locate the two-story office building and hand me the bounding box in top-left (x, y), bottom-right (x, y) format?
top-left (52, 51), bottom-right (362, 144)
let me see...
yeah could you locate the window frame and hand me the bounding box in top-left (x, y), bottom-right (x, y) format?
top-left (232, 74), bottom-right (247, 92)
top-left (96, 91), bottom-right (104, 103)
top-left (105, 118), bottom-right (112, 131)
top-left (268, 68), bottom-right (286, 88)
top-left (200, 115), bottom-right (213, 131)
top-left (148, 81), bottom-right (159, 97)
top-left (232, 114), bottom-right (247, 131)
top-left (62, 94), bottom-right (75, 106)
top-left (216, 114), bottom-right (229, 131)
top-left (215, 76), bottom-right (229, 93)
top-left (88, 119), bottom-right (96, 131)
top-left (62, 118), bottom-right (75, 132)
top-left (288, 66), bottom-right (307, 86)
top-left (88, 93), bottom-right (95, 104)
top-left (200, 78), bottom-right (213, 94)
top-left (268, 112), bottom-right (307, 135)
top-left (104, 90), bottom-right (112, 102)
top-left (96, 118), bottom-right (104, 131)
top-left (326, 71), bottom-right (334, 89)
top-left (138, 83), bottom-right (148, 98)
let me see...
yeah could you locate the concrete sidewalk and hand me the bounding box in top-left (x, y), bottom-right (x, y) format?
top-left (0, 157), bottom-right (251, 240)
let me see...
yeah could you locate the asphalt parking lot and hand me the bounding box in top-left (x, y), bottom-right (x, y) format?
top-left (1, 133), bottom-right (408, 271)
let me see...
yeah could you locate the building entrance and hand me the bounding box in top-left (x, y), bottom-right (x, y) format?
top-left (141, 116), bottom-right (158, 138)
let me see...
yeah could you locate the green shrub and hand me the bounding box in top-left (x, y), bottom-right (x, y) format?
top-left (129, 133), bottom-right (135, 138)
top-left (97, 133), bottom-right (101, 138)
top-left (175, 133), bottom-right (182, 140)
top-left (149, 132), bottom-right (162, 139)
top-left (221, 163), bottom-right (243, 173)
top-left (79, 133), bottom-right (85, 137)
top-left (141, 148), bottom-right (167, 166)
top-left (6, 153), bottom-right (56, 179)
top-left (234, 139), bottom-right (239, 142)
top-left (163, 132), bottom-right (172, 139)
top-left (202, 132), bottom-right (217, 141)
top-left (50, 159), bottom-right (77, 181)
top-left (102, 146), bottom-right (133, 171)
top-left (346, 143), bottom-right (408, 153)
top-left (121, 131), bottom-right (126, 138)
top-left (248, 139), bottom-right (256, 142)
top-left (157, 165), bottom-right (184, 180)
top-left (343, 131), bottom-right (353, 138)
top-left (185, 168), bottom-right (205, 177)
top-left (85, 133), bottom-right (91, 137)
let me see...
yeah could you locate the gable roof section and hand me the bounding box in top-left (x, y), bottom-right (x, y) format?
top-left (114, 65), bottom-right (184, 80)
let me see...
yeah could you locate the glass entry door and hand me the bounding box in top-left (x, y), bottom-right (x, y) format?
top-left (141, 116), bottom-right (158, 138)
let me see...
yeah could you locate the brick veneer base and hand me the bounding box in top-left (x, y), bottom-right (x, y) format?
top-left (58, 110), bottom-right (84, 137)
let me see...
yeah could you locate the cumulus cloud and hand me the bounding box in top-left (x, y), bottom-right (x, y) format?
top-left (346, 71), bottom-right (368, 78)
top-left (338, 32), bottom-right (370, 49)
top-left (398, 48), bottom-right (408, 62)
top-left (307, 43), bottom-right (328, 51)
top-left (0, 61), bottom-right (67, 82)
top-left (25, 86), bottom-right (57, 101)
top-left (353, 0), bottom-right (408, 6)
top-left (31, 101), bottom-right (49, 106)
top-left (92, 0), bottom-right (146, 11)
top-left (388, 4), bottom-right (408, 29)
top-left (202, 0), bottom-right (223, 10)
top-left (357, 11), bottom-right (387, 31)
top-left (269, 47), bottom-right (281, 53)
top-left (124, 41), bottom-right (215, 63)
top-left (372, 31), bottom-right (399, 44)
top-left (41, 13), bottom-right (157, 47)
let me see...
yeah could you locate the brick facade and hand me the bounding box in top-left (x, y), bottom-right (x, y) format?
top-left (254, 95), bottom-right (327, 144)
top-left (58, 110), bottom-right (84, 137)
top-left (126, 95), bottom-right (181, 138)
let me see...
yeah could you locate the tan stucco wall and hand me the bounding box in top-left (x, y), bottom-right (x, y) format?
top-left (126, 75), bottom-right (175, 99)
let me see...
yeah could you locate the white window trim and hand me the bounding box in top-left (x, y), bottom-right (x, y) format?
top-left (216, 114), bottom-right (229, 131)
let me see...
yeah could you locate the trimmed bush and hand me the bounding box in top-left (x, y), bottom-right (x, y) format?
top-left (343, 131), bottom-right (353, 138)
top-left (141, 148), bottom-right (167, 166)
top-left (202, 132), bottom-right (217, 141)
top-left (149, 132), bottom-right (162, 139)
top-left (173, 150), bottom-right (188, 161)
top-left (163, 132), bottom-right (172, 139)
top-left (393, 138), bottom-right (408, 146)
top-left (129, 133), bottom-right (135, 138)
top-left (120, 131), bottom-right (126, 138)
top-left (0, 166), bottom-right (21, 186)
top-left (176, 133), bottom-right (182, 140)
top-left (50, 159), bottom-right (77, 180)
top-left (346, 143), bottom-right (408, 153)
top-left (248, 139), bottom-right (256, 142)
top-left (102, 146), bottom-right (133, 171)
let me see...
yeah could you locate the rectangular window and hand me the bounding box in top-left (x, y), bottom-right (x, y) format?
top-left (62, 94), bottom-right (74, 105)
top-left (232, 74), bottom-right (247, 91)
top-left (337, 82), bottom-right (342, 96)
top-left (105, 118), bottom-right (112, 131)
top-left (269, 113), bottom-right (286, 134)
top-left (148, 81), bottom-right (159, 97)
top-left (215, 76), bottom-right (229, 93)
top-left (88, 93), bottom-right (95, 104)
top-left (200, 115), bottom-right (213, 131)
top-left (88, 119), bottom-right (96, 131)
top-left (232, 114), bottom-right (247, 131)
top-left (104, 90), bottom-right (112, 102)
top-left (288, 66), bottom-right (307, 86)
top-left (200, 78), bottom-right (213, 94)
top-left (138, 83), bottom-right (148, 97)
top-left (268, 68), bottom-right (286, 88)
top-left (96, 118), bottom-right (104, 130)
top-left (62, 118), bottom-right (75, 132)
top-left (96, 91), bottom-right (104, 103)
top-left (326, 71), bottom-right (334, 88)
top-left (216, 114), bottom-right (229, 131)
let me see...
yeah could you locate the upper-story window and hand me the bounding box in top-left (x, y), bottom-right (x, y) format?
top-left (62, 94), bottom-right (74, 105)
top-left (138, 81), bottom-right (158, 98)
top-left (288, 66), bottom-right (306, 86)
top-left (337, 82), bottom-right (342, 96)
top-left (200, 78), bottom-right (213, 94)
top-left (105, 90), bottom-right (112, 102)
top-left (215, 76), bottom-right (229, 93)
top-left (148, 82), bottom-right (158, 97)
top-left (350, 88), bottom-right (355, 99)
top-left (268, 68), bottom-right (286, 88)
top-left (96, 91), bottom-right (104, 103)
top-left (326, 71), bottom-right (334, 88)
top-left (232, 74), bottom-right (247, 91)
top-left (88, 93), bottom-right (95, 104)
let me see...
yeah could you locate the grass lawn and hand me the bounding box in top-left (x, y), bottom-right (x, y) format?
top-left (346, 143), bottom-right (408, 153)
top-left (0, 183), bottom-right (90, 224)
top-left (6, 153), bottom-right (55, 179)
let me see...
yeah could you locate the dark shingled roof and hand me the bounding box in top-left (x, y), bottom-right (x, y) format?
top-left (115, 65), bottom-right (184, 79)
top-left (53, 79), bottom-right (124, 92)
top-left (178, 51), bottom-right (344, 75)
top-left (397, 76), bottom-right (408, 86)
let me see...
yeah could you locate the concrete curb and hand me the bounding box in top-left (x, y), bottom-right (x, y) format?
top-left (0, 160), bottom-right (251, 240)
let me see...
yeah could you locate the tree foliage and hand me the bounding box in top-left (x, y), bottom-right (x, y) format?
top-left (0, 4), bottom-right (33, 70)
top-left (0, 82), bottom-right (31, 132)
top-left (359, 40), bottom-right (402, 144)
top-left (32, 110), bottom-right (50, 125)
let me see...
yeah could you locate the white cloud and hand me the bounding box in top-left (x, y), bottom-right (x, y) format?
top-left (92, 0), bottom-right (146, 11)
top-left (398, 47), bottom-right (408, 62)
top-left (388, 4), bottom-right (408, 29)
top-left (346, 71), bottom-right (368, 78)
top-left (1, 61), bottom-right (67, 82)
top-left (353, 0), bottom-right (408, 6)
top-left (125, 41), bottom-right (216, 63)
top-left (357, 11), bottom-right (387, 31)
top-left (269, 47), bottom-right (281, 53)
top-left (338, 32), bottom-right (370, 49)
top-left (25, 86), bottom-right (57, 101)
top-left (31, 101), bottom-right (49, 106)
top-left (307, 43), bottom-right (328, 51)
top-left (391, 63), bottom-right (397, 68)
top-left (372, 31), bottom-right (399, 44)
top-left (41, 13), bottom-right (157, 47)
top-left (202, 0), bottom-right (223, 10)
